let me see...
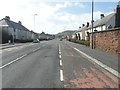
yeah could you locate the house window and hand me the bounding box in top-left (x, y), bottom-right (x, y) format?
top-left (94, 30), bottom-right (98, 32)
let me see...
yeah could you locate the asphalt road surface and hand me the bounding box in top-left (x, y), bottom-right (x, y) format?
top-left (2, 40), bottom-right (62, 88)
top-left (1, 39), bottom-right (119, 89)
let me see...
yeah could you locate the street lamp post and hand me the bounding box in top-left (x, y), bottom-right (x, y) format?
top-left (34, 14), bottom-right (37, 32)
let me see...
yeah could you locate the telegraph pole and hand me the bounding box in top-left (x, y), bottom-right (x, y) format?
top-left (91, 0), bottom-right (94, 49)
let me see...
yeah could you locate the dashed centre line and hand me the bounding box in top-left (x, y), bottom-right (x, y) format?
top-left (60, 69), bottom-right (64, 81)
top-left (60, 60), bottom-right (62, 66)
top-left (59, 51), bottom-right (61, 55)
top-left (59, 55), bottom-right (61, 59)
top-left (59, 44), bottom-right (64, 82)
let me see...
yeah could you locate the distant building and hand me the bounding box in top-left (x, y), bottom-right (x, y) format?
top-left (75, 23), bottom-right (89, 40)
top-left (39, 31), bottom-right (55, 40)
top-left (31, 30), bottom-right (39, 40)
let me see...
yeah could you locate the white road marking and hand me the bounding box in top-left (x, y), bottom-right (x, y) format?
top-left (59, 49), bottom-right (61, 52)
top-left (60, 60), bottom-right (62, 66)
top-left (59, 55), bottom-right (61, 59)
top-left (59, 44), bottom-right (61, 52)
top-left (32, 48), bottom-right (41, 52)
top-left (60, 69), bottom-right (64, 81)
top-left (0, 54), bottom-right (27, 69)
top-left (32, 49), bottom-right (36, 52)
top-left (59, 51), bottom-right (61, 55)
top-left (1, 45), bottom-right (42, 69)
top-left (59, 44), bottom-right (64, 81)
top-left (73, 47), bottom-right (120, 78)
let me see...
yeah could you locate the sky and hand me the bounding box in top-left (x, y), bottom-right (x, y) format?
top-left (0, 0), bottom-right (119, 34)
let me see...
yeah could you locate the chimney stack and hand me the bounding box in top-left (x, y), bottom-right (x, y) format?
top-left (100, 14), bottom-right (104, 19)
top-left (18, 21), bottom-right (22, 25)
top-left (86, 22), bottom-right (89, 27)
top-left (79, 26), bottom-right (81, 29)
top-left (5, 16), bottom-right (10, 20)
top-left (115, 1), bottom-right (120, 28)
top-left (82, 24), bottom-right (85, 27)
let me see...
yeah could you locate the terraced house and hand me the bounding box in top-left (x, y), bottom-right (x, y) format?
top-left (72, 3), bottom-right (120, 41)
top-left (0, 16), bottom-right (38, 43)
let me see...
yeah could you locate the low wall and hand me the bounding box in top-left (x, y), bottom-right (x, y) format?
top-left (90, 28), bottom-right (120, 54)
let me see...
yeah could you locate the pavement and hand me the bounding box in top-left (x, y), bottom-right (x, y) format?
top-left (0, 42), bottom-right (37, 50)
top-left (0, 43), bottom-right (23, 50)
top-left (64, 40), bottom-right (119, 73)
top-left (59, 42), bottom-right (118, 88)
top-left (1, 39), bottom-right (119, 89)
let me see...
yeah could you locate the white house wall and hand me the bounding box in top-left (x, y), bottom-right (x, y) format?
top-left (15, 28), bottom-right (22, 40)
top-left (103, 25), bottom-right (106, 30)
top-left (82, 30), bottom-right (85, 40)
top-left (8, 27), bottom-right (14, 37)
top-left (85, 29), bottom-right (90, 40)
top-left (0, 20), bottom-right (10, 36)
top-left (78, 32), bottom-right (81, 40)
top-left (0, 20), bottom-right (8, 27)
top-left (27, 31), bottom-right (32, 40)
top-left (72, 34), bottom-right (76, 39)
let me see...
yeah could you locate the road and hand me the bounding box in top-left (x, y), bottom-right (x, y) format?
top-left (1, 39), bottom-right (119, 89)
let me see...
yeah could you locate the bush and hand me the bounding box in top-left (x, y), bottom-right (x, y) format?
top-left (68, 39), bottom-right (90, 46)
top-left (77, 40), bottom-right (90, 46)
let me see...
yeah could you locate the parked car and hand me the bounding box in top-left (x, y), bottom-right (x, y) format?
top-left (33, 39), bottom-right (40, 43)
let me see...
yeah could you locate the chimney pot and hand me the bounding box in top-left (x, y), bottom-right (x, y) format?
top-left (100, 14), bottom-right (104, 19)
top-left (82, 24), bottom-right (85, 27)
top-left (18, 21), bottom-right (22, 25)
top-left (87, 22), bottom-right (89, 27)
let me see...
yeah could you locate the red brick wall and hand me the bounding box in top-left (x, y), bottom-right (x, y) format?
top-left (90, 28), bottom-right (120, 54)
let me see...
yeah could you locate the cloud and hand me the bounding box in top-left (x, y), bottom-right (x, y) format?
top-left (0, 0), bottom-right (114, 34)
top-left (74, 2), bottom-right (86, 8)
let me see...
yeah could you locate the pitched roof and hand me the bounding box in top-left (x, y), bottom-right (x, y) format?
top-left (74, 26), bottom-right (88, 34)
top-left (1, 18), bottom-right (29, 31)
top-left (87, 13), bottom-right (115, 29)
top-left (87, 20), bottom-right (100, 29)
top-left (78, 26), bottom-right (88, 32)
top-left (98, 13), bottom-right (115, 26)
